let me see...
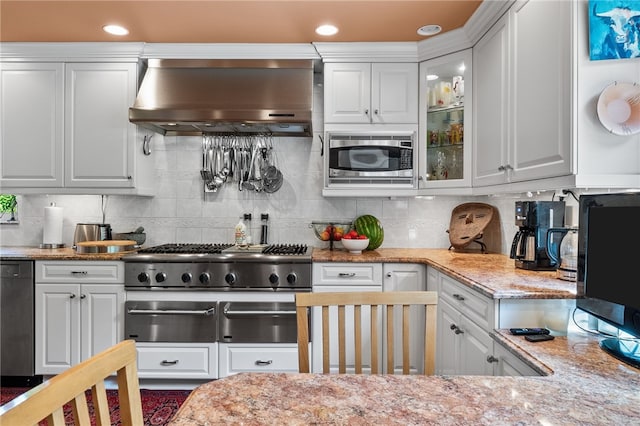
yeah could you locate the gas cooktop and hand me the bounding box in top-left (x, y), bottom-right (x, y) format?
top-left (123, 243), bottom-right (310, 263)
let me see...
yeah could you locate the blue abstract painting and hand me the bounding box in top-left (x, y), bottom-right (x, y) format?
top-left (589, 0), bottom-right (640, 60)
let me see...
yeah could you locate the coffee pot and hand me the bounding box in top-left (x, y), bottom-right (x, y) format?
top-left (546, 227), bottom-right (578, 281)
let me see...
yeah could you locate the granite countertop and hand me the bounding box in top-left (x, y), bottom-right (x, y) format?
top-left (313, 248), bottom-right (576, 300)
top-left (1, 246), bottom-right (576, 299)
top-left (0, 246), bottom-right (131, 261)
top-left (169, 329), bottom-right (640, 425)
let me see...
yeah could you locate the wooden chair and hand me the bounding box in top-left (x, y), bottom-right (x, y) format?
top-left (0, 340), bottom-right (143, 426)
top-left (296, 291), bottom-right (438, 375)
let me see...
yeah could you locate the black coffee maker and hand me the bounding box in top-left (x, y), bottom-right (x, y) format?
top-left (509, 201), bottom-right (565, 270)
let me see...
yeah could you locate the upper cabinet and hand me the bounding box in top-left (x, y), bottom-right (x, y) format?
top-left (418, 49), bottom-right (473, 191)
top-left (473, 0), bottom-right (572, 188)
top-left (0, 63), bottom-right (64, 188)
top-left (324, 62), bottom-right (418, 124)
top-left (0, 54), bottom-right (154, 195)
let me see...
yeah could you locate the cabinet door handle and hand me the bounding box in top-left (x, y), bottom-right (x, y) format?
top-left (452, 294), bottom-right (465, 301)
top-left (486, 355), bottom-right (499, 363)
top-left (255, 360), bottom-right (273, 366)
top-left (374, 109), bottom-right (379, 115)
top-left (80, 294), bottom-right (86, 299)
top-left (504, 164), bottom-right (513, 170)
top-left (498, 165), bottom-right (506, 172)
top-left (69, 293), bottom-right (76, 299)
top-left (338, 272), bottom-right (356, 278)
top-left (364, 109), bottom-right (369, 116)
top-left (161, 360), bottom-right (179, 366)
top-left (386, 272), bottom-right (392, 278)
top-left (450, 324), bottom-right (464, 334)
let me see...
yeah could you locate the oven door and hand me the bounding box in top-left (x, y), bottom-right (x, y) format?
top-left (219, 301), bottom-right (301, 343)
top-left (125, 301), bottom-right (217, 343)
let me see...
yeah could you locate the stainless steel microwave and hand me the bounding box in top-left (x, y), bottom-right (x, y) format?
top-left (326, 132), bottom-right (415, 186)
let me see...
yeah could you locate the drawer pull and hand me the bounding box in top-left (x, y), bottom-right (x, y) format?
top-left (486, 355), bottom-right (499, 364)
top-left (71, 271), bottom-right (88, 275)
top-left (160, 360), bottom-right (179, 366)
top-left (128, 307), bottom-right (215, 316)
top-left (255, 360), bottom-right (273, 366)
top-left (338, 272), bottom-right (356, 278)
top-left (452, 294), bottom-right (465, 301)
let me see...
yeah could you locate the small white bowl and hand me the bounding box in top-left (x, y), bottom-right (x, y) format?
top-left (341, 238), bottom-right (369, 254)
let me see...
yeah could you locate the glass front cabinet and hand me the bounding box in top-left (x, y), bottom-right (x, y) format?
top-left (418, 49), bottom-right (472, 191)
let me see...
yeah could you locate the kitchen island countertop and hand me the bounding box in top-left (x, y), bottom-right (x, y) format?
top-left (169, 328), bottom-right (640, 425)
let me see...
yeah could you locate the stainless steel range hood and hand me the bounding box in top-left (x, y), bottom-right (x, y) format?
top-left (129, 59), bottom-right (313, 137)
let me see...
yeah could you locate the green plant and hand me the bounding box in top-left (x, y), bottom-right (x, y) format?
top-left (0, 194), bottom-right (17, 213)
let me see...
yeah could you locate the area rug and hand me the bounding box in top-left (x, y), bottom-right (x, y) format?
top-left (0, 387), bottom-right (191, 425)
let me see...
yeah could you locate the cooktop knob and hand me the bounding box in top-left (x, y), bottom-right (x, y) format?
top-left (199, 272), bottom-right (211, 284)
top-left (269, 273), bottom-right (279, 284)
top-left (225, 273), bottom-right (237, 285)
top-left (155, 272), bottom-right (167, 283)
top-left (286, 273), bottom-right (297, 285)
top-left (181, 273), bottom-right (192, 283)
top-left (137, 272), bottom-right (149, 283)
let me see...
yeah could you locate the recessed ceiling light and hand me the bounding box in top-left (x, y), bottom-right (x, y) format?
top-left (417, 25), bottom-right (442, 37)
top-left (103, 24), bottom-right (129, 36)
top-left (426, 74), bottom-right (439, 81)
top-left (316, 24), bottom-right (339, 36)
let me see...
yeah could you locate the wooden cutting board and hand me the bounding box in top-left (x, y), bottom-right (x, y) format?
top-left (447, 203), bottom-right (495, 249)
top-left (75, 240), bottom-right (138, 254)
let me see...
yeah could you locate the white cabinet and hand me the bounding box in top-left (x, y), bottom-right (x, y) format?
top-left (0, 62), bottom-right (64, 187)
top-left (136, 343), bottom-right (217, 379)
top-left (473, 0), bottom-right (572, 187)
top-left (324, 63), bottom-right (418, 124)
top-left (311, 262), bottom-right (428, 374)
top-left (418, 49), bottom-right (473, 190)
top-left (218, 343), bottom-right (300, 377)
top-left (434, 270), bottom-right (495, 375)
top-left (428, 265), bottom-right (553, 376)
top-left (64, 63), bottom-right (137, 189)
top-left (492, 341), bottom-right (540, 376)
top-left (0, 60), bottom-right (153, 195)
top-left (312, 262), bottom-right (382, 373)
top-left (35, 261), bottom-right (125, 374)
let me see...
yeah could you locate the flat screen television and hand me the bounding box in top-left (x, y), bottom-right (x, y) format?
top-left (577, 192), bottom-right (640, 368)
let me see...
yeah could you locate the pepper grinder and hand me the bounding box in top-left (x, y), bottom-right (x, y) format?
top-left (260, 213), bottom-right (269, 245)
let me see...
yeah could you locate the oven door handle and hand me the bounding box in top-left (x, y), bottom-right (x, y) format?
top-left (127, 307), bottom-right (216, 316)
top-left (223, 307), bottom-right (296, 316)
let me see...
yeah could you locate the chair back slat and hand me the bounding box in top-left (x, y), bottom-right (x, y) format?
top-left (0, 340), bottom-right (143, 426)
top-left (296, 291), bottom-right (437, 375)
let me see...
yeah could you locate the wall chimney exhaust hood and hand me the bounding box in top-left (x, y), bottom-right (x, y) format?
top-left (129, 59), bottom-right (313, 137)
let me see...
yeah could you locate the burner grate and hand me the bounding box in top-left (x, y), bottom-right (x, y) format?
top-left (263, 244), bottom-right (308, 255)
top-left (137, 243), bottom-right (234, 254)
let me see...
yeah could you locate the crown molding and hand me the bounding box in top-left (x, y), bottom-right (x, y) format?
top-left (141, 43), bottom-right (320, 59)
top-left (0, 42), bottom-right (144, 61)
top-left (464, 0), bottom-right (514, 43)
top-left (313, 42), bottom-right (418, 62)
top-left (417, 28), bottom-right (472, 61)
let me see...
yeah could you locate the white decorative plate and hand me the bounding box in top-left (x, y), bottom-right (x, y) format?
top-left (596, 82), bottom-right (640, 136)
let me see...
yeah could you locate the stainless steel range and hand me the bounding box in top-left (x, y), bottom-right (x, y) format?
top-left (122, 243), bottom-right (311, 346)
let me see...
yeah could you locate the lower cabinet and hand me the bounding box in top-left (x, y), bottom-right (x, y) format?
top-left (135, 343), bottom-right (218, 380)
top-left (218, 343), bottom-right (301, 377)
top-left (429, 266), bottom-right (545, 377)
top-left (492, 341), bottom-right (540, 377)
top-left (35, 261), bottom-right (125, 375)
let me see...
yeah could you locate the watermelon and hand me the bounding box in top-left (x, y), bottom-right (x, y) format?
top-left (354, 215), bottom-right (384, 250)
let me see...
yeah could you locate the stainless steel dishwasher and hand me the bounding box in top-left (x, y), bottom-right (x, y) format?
top-left (0, 259), bottom-right (42, 386)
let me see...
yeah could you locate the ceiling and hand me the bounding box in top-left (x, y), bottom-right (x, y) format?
top-left (0, 1), bottom-right (482, 44)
